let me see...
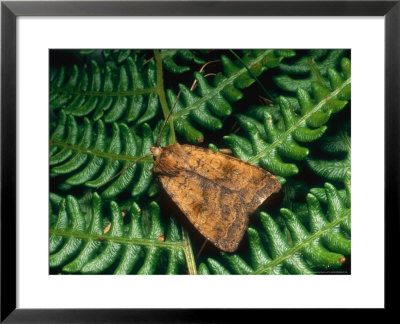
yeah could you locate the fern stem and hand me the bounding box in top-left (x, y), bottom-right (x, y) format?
top-left (173, 50), bottom-right (275, 119)
top-left (143, 50), bottom-right (183, 66)
top-left (182, 228), bottom-right (198, 275)
top-left (229, 49), bottom-right (274, 101)
top-left (49, 140), bottom-right (154, 163)
top-left (154, 49), bottom-right (176, 145)
top-left (49, 229), bottom-right (185, 250)
top-left (49, 87), bottom-right (156, 97)
top-left (253, 209), bottom-right (351, 274)
top-left (248, 77), bottom-right (351, 163)
top-left (307, 57), bottom-right (325, 85)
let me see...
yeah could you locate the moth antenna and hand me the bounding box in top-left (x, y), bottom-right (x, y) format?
top-left (96, 153), bottom-right (154, 190)
top-left (156, 87), bottom-right (183, 148)
top-left (190, 59), bottom-right (220, 91)
top-left (196, 239), bottom-right (208, 260)
top-left (143, 56), bottom-right (154, 66)
top-left (200, 60), bottom-right (220, 73)
top-left (258, 95), bottom-right (274, 106)
top-left (190, 73), bottom-right (217, 91)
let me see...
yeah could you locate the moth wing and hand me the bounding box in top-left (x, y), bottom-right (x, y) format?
top-left (180, 145), bottom-right (281, 213)
top-left (159, 171), bottom-right (247, 252)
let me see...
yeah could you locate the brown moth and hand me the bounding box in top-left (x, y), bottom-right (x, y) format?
top-left (150, 143), bottom-right (281, 252)
top-left (101, 89), bottom-right (281, 253)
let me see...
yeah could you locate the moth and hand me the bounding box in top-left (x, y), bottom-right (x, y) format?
top-left (150, 143), bottom-right (281, 252)
top-left (103, 89), bottom-right (281, 253)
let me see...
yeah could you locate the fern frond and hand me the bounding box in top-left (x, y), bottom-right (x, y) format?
top-left (158, 49), bottom-right (206, 74)
top-left (169, 50), bottom-right (292, 143)
top-left (50, 115), bottom-right (156, 199)
top-left (307, 121), bottom-right (351, 182)
top-left (274, 49), bottom-right (349, 94)
top-left (50, 50), bottom-right (292, 144)
top-left (50, 57), bottom-right (159, 125)
top-left (103, 49), bottom-right (205, 74)
top-left (50, 193), bottom-right (189, 274)
top-left (223, 73), bottom-right (349, 180)
top-left (50, 196), bottom-right (86, 267)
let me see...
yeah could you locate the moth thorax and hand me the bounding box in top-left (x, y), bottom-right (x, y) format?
top-left (150, 146), bottom-right (162, 158)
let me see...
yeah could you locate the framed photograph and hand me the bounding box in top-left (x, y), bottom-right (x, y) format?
top-left (1, 0), bottom-right (397, 321)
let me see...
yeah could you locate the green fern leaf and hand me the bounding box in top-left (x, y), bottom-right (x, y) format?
top-left (307, 121), bottom-right (351, 182)
top-left (223, 78), bottom-right (349, 180)
top-left (50, 116), bottom-right (156, 199)
top-left (50, 56), bottom-right (158, 125)
top-left (167, 50), bottom-right (290, 143)
top-left (274, 49), bottom-right (348, 94)
top-left (49, 193), bottom-right (195, 274)
top-left (102, 49), bottom-right (205, 74)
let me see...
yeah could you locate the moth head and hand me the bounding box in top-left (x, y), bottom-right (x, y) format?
top-left (150, 146), bottom-right (162, 158)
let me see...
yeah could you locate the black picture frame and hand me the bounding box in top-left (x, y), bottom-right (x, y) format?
top-left (1, 0), bottom-right (398, 322)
